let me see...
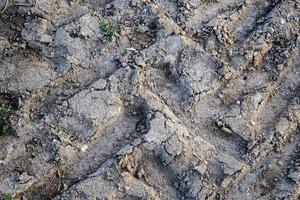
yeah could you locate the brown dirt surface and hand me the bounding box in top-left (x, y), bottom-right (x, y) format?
top-left (0, 0), bottom-right (299, 199)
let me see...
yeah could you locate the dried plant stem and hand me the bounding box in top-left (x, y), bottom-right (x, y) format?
top-left (0, 0), bottom-right (9, 14)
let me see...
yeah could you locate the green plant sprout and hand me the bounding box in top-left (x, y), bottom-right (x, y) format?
top-left (100, 19), bottom-right (122, 43)
top-left (0, 106), bottom-right (11, 136)
top-left (4, 194), bottom-right (14, 200)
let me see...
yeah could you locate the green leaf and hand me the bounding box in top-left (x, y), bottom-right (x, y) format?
top-left (4, 194), bottom-right (14, 200)
top-left (115, 25), bottom-right (123, 34)
top-left (0, 106), bottom-right (11, 136)
top-left (100, 19), bottom-right (110, 31)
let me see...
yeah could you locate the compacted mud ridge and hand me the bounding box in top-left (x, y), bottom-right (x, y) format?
top-left (0, 0), bottom-right (299, 199)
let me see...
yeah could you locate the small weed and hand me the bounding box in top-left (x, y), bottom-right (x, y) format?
top-left (115, 25), bottom-right (123, 34)
top-left (4, 194), bottom-right (14, 200)
top-left (100, 19), bottom-right (122, 43)
top-left (100, 19), bottom-right (110, 30)
top-left (0, 106), bottom-right (11, 136)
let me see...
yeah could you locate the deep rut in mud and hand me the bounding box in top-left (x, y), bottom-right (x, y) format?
top-left (0, 0), bottom-right (299, 199)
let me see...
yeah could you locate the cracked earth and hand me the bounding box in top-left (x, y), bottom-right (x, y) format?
top-left (0, 0), bottom-right (299, 199)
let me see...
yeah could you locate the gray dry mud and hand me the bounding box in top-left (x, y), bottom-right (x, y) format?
top-left (0, 0), bottom-right (299, 199)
